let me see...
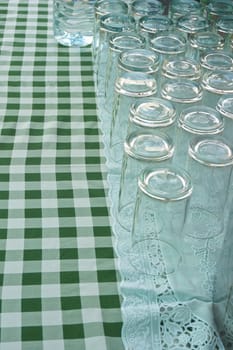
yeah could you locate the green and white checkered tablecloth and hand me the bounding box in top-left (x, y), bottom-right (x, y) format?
top-left (0, 1), bottom-right (124, 349)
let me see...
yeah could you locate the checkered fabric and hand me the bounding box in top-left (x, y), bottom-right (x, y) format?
top-left (0, 1), bottom-right (124, 349)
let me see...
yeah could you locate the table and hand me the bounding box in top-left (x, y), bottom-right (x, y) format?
top-left (0, 1), bottom-right (124, 349)
top-left (0, 1), bottom-right (231, 349)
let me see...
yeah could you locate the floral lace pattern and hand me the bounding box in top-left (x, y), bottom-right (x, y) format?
top-left (107, 170), bottom-right (225, 350)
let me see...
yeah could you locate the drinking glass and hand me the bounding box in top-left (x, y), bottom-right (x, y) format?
top-left (93, 0), bottom-right (128, 62)
top-left (100, 32), bottom-right (146, 118)
top-left (204, 0), bottom-right (233, 28)
top-left (185, 136), bottom-right (233, 240)
top-left (161, 78), bottom-right (203, 116)
top-left (201, 71), bottom-right (233, 109)
top-left (216, 94), bottom-right (233, 142)
top-left (174, 105), bottom-right (224, 167)
top-left (130, 165), bottom-right (192, 276)
top-left (53, 0), bottom-right (95, 47)
top-left (158, 57), bottom-right (201, 94)
top-left (149, 29), bottom-right (187, 64)
top-left (172, 136), bottom-right (233, 303)
top-left (130, 0), bottom-right (165, 26)
top-left (138, 15), bottom-right (174, 46)
top-left (168, 0), bottom-right (202, 25)
top-left (116, 130), bottom-right (174, 232)
top-left (176, 13), bottom-right (210, 38)
top-left (127, 97), bottom-right (177, 137)
top-left (107, 71), bottom-right (157, 169)
top-left (216, 15), bottom-right (233, 51)
top-left (200, 50), bottom-right (233, 75)
top-left (189, 31), bottom-right (225, 61)
top-left (95, 13), bottom-right (136, 97)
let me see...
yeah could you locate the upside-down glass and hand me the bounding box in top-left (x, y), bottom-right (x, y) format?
top-left (126, 166), bottom-right (192, 348)
top-left (130, 0), bottom-right (165, 25)
top-left (216, 15), bottom-right (233, 52)
top-left (176, 14), bottom-right (210, 38)
top-left (186, 136), bottom-right (233, 241)
top-left (138, 15), bottom-right (174, 47)
top-left (158, 57), bottom-right (201, 95)
top-left (107, 48), bottom-right (160, 148)
top-left (216, 94), bottom-right (233, 143)
top-left (173, 105), bottom-right (224, 167)
top-left (149, 29), bottom-right (187, 65)
top-left (127, 97), bottom-right (177, 137)
top-left (200, 50), bottom-right (233, 74)
top-left (204, 0), bottom-right (233, 28)
top-left (201, 71), bottom-right (233, 109)
top-left (95, 13), bottom-right (136, 97)
top-left (189, 31), bottom-right (225, 61)
top-left (173, 136), bottom-right (233, 303)
top-left (107, 71), bottom-right (157, 169)
top-left (93, 0), bottom-right (128, 61)
top-left (168, 0), bottom-right (202, 25)
top-left (100, 32), bottom-right (146, 118)
top-left (53, 0), bottom-right (95, 47)
top-left (161, 78), bottom-right (203, 117)
top-left (116, 130), bottom-right (174, 232)
top-left (130, 165), bottom-right (192, 276)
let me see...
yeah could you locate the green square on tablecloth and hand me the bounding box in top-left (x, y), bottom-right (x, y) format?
top-left (23, 272), bottom-right (41, 285)
top-left (61, 296), bottom-right (81, 310)
top-left (63, 324), bottom-right (85, 339)
top-left (22, 298), bottom-right (42, 312)
top-left (22, 326), bottom-right (43, 341)
top-left (60, 271), bottom-right (79, 284)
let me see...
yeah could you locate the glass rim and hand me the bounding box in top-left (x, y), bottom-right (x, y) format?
top-left (161, 79), bottom-right (203, 103)
top-left (178, 105), bottom-right (224, 135)
top-left (138, 166), bottom-right (193, 201)
top-left (118, 48), bottom-right (160, 73)
top-left (216, 94), bottom-right (233, 119)
top-left (188, 136), bottom-right (233, 167)
top-left (202, 71), bottom-right (233, 94)
top-left (161, 58), bottom-right (201, 80)
top-left (124, 130), bottom-right (175, 161)
top-left (94, 0), bottom-right (128, 16)
top-left (190, 31), bottom-right (225, 50)
top-left (149, 30), bottom-right (187, 55)
top-left (100, 13), bottom-right (136, 33)
top-left (109, 32), bottom-right (145, 52)
top-left (114, 71), bottom-right (157, 97)
top-left (129, 97), bottom-right (176, 127)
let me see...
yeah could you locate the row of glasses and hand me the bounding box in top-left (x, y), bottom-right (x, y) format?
top-left (93, 0), bottom-right (233, 346)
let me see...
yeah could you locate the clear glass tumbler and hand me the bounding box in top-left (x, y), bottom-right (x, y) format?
top-left (95, 13), bottom-right (136, 97)
top-left (116, 130), bottom-right (174, 232)
top-left (204, 0), bottom-right (233, 28)
top-left (200, 50), bottom-right (233, 74)
top-left (100, 32), bottom-right (146, 119)
top-left (172, 136), bottom-right (233, 303)
top-left (189, 31), bottom-right (225, 61)
top-left (201, 71), bottom-right (233, 109)
top-left (130, 165), bottom-right (192, 276)
top-left (107, 71), bottom-right (157, 169)
top-left (53, 0), bottom-right (95, 47)
top-left (93, 0), bottom-right (128, 62)
top-left (168, 0), bottom-right (202, 25)
top-left (127, 96), bottom-right (177, 137)
top-left (216, 94), bottom-right (233, 142)
top-left (216, 15), bottom-right (233, 51)
top-left (158, 57), bottom-right (201, 94)
top-left (160, 78), bottom-right (203, 117)
top-left (174, 105), bottom-right (224, 167)
top-left (149, 29), bottom-right (187, 64)
top-left (185, 136), bottom-right (233, 240)
top-left (138, 14), bottom-right (174, 46)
